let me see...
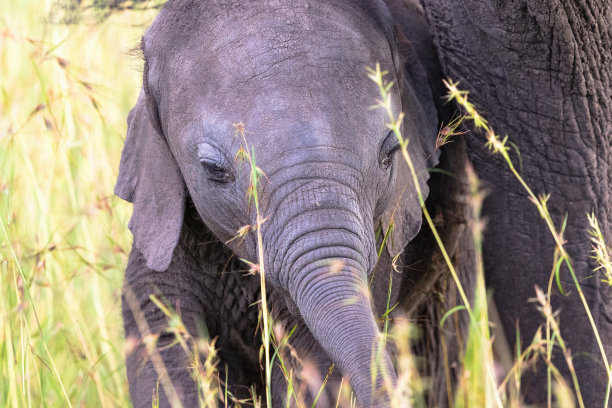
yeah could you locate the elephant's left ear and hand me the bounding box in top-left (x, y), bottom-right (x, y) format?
top-left (115, 88), bottom-right (185, 272)
top-left (381, 5), bottom-right (443, 257)
top-left (380, 105), bottom-right (435, 258)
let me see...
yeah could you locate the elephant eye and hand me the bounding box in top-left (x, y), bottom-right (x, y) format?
top-left (197, 142), bottom-right (235, 184)
top-left (379, 130), bottom-right (400, 169)
top-left (200, 159), bottom-right (234, 184)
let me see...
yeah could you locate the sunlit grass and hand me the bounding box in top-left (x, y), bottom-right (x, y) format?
top-left (0, 1), bottom-right (153, 406)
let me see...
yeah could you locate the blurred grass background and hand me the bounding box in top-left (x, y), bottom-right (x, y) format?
top-left (0, 1), bottom-right (158, 405)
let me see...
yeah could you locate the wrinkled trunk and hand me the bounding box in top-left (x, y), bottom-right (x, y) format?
top-left (419, 0), bottom-right (612, 404)
top-left (289, 259), bottom-right (395, 406)
top-left (264, 177), bottom-right (397, 406)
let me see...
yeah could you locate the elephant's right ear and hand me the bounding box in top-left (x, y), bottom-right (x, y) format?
top-left (115, 89), bottom-right (185, 272)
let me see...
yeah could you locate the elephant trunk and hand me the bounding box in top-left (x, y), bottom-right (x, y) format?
top-left (267, 203), bottom-right (395, 404)
top-left (288, 256), bottom-right (396, 406)
top-left (261, 172), bottom-right (397, 405)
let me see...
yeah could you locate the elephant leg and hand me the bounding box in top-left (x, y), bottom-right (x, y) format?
top-left (122, 245), bottom-right (206, 408)
top-left (123, 216), bottom-right (265, 407)
top-left (204, 261), bottom-right (262, 402)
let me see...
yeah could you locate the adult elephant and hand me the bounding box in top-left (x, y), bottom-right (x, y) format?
top-left (115, 1), bottom-right (450, 407)
top-left (407, 0), bottom-right (611, 406)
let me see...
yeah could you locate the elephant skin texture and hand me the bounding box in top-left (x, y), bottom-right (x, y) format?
top-left (417, 0), bottom-right (612, 406)
top-left (115, 1), bottom-right (451, 407)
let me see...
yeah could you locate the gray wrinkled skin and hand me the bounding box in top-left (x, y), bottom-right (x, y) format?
top-left (418, 0), bottom-right (612, 406)
top-left (116, 1), bottom-right (443, 407)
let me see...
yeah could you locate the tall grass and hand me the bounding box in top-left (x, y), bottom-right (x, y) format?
top-left (0, 1), bottom-right (153, 406)
top-left (234, 122), bottom-right (273, 408)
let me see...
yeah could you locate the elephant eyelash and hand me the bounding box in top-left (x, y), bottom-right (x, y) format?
top-left (379, 131), bottom-right (400, 169)
top-left (198, 142), bottom-right (235, 184)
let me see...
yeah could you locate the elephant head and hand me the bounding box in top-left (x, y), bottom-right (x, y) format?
top-left (115, 0), bottom-right (441, 404)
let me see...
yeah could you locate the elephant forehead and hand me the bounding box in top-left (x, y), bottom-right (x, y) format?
top-left (167, 80), bottom-right (392, 161)
top-left (163, 69), bottom-right (399, 171)
top-left (209, 17), bottom-right (385, 79)
top-left (164, 54), bottom-right (398, 157)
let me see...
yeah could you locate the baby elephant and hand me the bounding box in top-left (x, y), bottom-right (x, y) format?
top-left (116, 0), bottom-right (442, 406)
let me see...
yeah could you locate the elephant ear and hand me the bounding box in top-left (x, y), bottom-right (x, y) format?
top-left (382, 1), bottom-right (442, 257)
top-left (115, 89), bottom-right (185, 272)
